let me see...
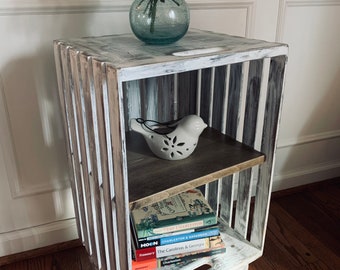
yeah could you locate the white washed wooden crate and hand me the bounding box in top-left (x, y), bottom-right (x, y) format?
top-left (54, 29), bottom-right (288, 270)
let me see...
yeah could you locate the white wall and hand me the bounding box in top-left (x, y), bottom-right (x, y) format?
top-left (0, 0), bottom-right (339, 256)
top-left (272, 1), bottom-right (340, 190)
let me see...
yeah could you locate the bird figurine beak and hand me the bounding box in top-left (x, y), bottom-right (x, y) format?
top-left (130, 115), bottom-right (207, 161)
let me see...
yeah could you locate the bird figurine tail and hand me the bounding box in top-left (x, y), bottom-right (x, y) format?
top-left (130, 115), bottom-right (207, 161)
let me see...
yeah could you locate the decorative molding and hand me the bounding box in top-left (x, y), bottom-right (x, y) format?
top-left (276, 0), bottom-right (340, 41)
top-left (0, 239), bottom-right (82, 266)
top-left (0, 0), bottom-right (255, 37)
top-left (0, 218), bottom-right (78, 257)
top-left (277, 129), bottom-right (340, 148)
top-left (0, 0), bottom-right (129, 15)
top-left (275, 159), bottom-right (340, 181)
top-left (189, 1), bottom-right (255, 37)
top-left (0, 0), bottom-right (255, 38)
top-left (0, 74), bottom-right (70, 198)
top-left (272, 159), bottom-right (340, 191)
top-left (0, 75), bottom-right (21, 197)
top-left (274, 130), bottom-right (340, 190)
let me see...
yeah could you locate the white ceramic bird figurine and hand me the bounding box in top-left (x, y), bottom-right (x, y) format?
top-left (130, 115), bottom-right (207, 161)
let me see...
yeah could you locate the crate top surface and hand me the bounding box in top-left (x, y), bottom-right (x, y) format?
top-left (55, 29), bottom-right (288, 80)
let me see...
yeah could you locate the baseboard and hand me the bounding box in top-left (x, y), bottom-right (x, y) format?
top-left (0, 218), bottom-right (78, 259)
top-left (0, 238), bottom-right (82, 266)
top-left (272, 160), bottom-right (340, 192)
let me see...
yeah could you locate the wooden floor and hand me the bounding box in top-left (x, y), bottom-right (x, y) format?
top-left (249, 179), bottom-right (340, 270)
top-left (1, 179), bottom-right (339, 270)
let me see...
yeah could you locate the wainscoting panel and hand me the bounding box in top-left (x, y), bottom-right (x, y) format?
top-left (273, 0), bottom-right (340, 190)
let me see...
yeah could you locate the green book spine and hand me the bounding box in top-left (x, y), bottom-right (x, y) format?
top-left (131, 189), bottom-right (217, 239)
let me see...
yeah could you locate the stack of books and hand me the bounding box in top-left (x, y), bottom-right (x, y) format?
top-left (130, 189), bottom-right (226, 269)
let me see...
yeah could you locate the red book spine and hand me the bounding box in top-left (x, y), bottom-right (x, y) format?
top-left (132, 258), bottom-right (157, 270)
top-left (135, 246), bottom-right (156, 261)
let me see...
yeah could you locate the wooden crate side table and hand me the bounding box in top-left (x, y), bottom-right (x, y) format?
top-left (54, 29), bottom-right (288, 270)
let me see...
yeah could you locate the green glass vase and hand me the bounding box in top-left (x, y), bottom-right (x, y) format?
top-left (129, 0), bottom-right (190, 45)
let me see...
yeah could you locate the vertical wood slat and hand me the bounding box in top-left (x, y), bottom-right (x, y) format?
top-left (243, 60), bottom-right (264, 147)
top-left (123, 75), bottom-right (175, 126)
top-left (177, 71), bottom-right (198, 118)
top-left (234, 168), bottom-right (252, 237)
top-left (212, 65), bottom-right (228, 131)
top-left (69, 50), bottom-right (99, 267)
top-left (250, 55), bottom-right (287, 249)
top-left (234, 59), bottom-right (264, 238)
top-left (236, 62), bottom-right (251, 143)
top-left (53, 43), bottom-right (82, 241)
top-left (219, 175), bottom-right (234, 226)
top-left (199, 68), bottom-right (212, 125)
top-left (225, 63), bottom-right (243, 138)
top-left (219, 62), bottom-right (243, 227)
top-left (218, 65), bottom-right (233, 226)
top-left (141, 78), bottom-right (158, 120)
top-left (92, 60), bottom-right (117, 269)
top-left (78, 54), bottom-right (106, 269)
top-left (204, 66), bottom-right (217, 207)
top-left (106, 66), bottom-right (130, 270)
top-left (254, 58), bottom-right (271, 152)
top-left (123, 80), bottom-right (141, 131)
top-left (157, 75), bottom-right (175, 122)
top-left (59, 45), bottom-right (90, 253)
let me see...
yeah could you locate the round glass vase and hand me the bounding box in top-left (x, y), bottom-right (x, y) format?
top-left (129, 0), bottom-right (190, 45)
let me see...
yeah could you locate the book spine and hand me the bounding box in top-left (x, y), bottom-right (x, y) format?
top-left (159, 247), bottom-right (226, 267)
top-left (137, 228), bottom-right (220, 248)
top-left (141, 229), bottom-right (194, 242)
top-left (132, 258), bottom-right (157, 270)
top-left (135, 236), bottom-right (219, 261)
top-left (151, 215), bottom-right (217, 236)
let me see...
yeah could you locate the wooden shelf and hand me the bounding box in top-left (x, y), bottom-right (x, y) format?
top-left (127, 128), bottom-right (264, 208)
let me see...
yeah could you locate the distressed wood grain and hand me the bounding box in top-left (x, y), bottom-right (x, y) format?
top-left (69, 50), bottom-right (98, 267)
top-left (78, 54), bottom-right (106, 269)
top-left (225, 63), bottom-right (243, 138)
top-left (91, 59), bottom-right (117, 270)
top-left (250, 55), bottom-right (287, 249)
top-left (177, 70), bottom-right (198, 118)
top-left (57, 30), bottom-right (287, 81)
top-left (106, 66), bottom-right (130, 270)
top-left (59, 45), bottom-right (89, 253)
top-left (53, 43), bottom-right (81, 241)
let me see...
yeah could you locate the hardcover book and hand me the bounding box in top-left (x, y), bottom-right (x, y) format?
top-left (133, 235), bottom-right (223, 261)
top-left (136, 226), bottom-right (220, 249)
top-left (132, 246), bottom-right (226, 269)
top-left (159, 245), bottom-right (226, 267)
top-left (131, 189), bottom-right (217, 239)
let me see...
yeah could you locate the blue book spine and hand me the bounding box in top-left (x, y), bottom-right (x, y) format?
top-left (137, 228), bottom-right (220, 248)
top-left (159, 228), bottom-right (220, 246)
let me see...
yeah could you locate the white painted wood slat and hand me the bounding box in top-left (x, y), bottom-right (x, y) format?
top-left (78, 54), bottom-right (106, 269)
top-left (53, 43), bottom-right (82, 242)
top-left (69, 50), bottom-right (98, 266)
top-left (250, 55), bottom-right (287, 249)
top-left (58, 44), bottom-right (90, 253)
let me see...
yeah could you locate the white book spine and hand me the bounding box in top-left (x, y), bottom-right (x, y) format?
top-left (156, 238), bottom-right (208, 258)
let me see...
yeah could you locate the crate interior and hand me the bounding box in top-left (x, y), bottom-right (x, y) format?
top-left (122, 61), bottom-right (267, 268)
